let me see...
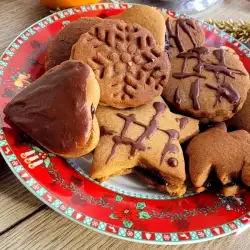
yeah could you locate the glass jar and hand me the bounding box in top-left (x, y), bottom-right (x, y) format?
top-left (122, 0), bottom-right (223, 14)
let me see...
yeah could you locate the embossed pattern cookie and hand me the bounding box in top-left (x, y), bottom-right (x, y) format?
top-left (164, 16), bottom-right (205, 59)
top-left (91, 96), bottom-right (199, 196)
top-left (4, 60), bottom-right (100, 158)
top-left (45, 17), bottom-right (102, 71)
top-left (109, 5), bottom-right (166, 51)
top-left (71, 20), bottom-right (171, 108)
top-left (187, 123), bottom-right (250, 196)
top-left (162, 47), bottom-right (250, 122)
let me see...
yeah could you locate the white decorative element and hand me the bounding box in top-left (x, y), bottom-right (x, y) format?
top-left (229, 223), bottom-right (237, 230)
top-left (179, 233), bottom-right (189, 239)
top-left (60, 205), bottom-right (67, 210)
top-left (33, 184), bottom-right (40, 190)
top-left (33, 26), bottom-right (40, 31)
top-left (76, 213), bottom-right (82, 220)
top-left (145, 233), bottom-right (151, 239)
top-left (226, 204), bottom-right (233, 211)
top-left (21, 173), bottom-right (29, 178)
top-left (25, 154), bottom-right (39, 164)
top-left (17, 39), bottom-right (23, 44)
top-left (108, 225), bottom-right (116, 233)
top-left (21, 150), bottom-right (44, 169)
top-left (233, 196), bottom-right (244, 205)
top-left (127, 231), bottom-right (133, 237)
top-left (163, 234), bottom-right (171, 241)
top-left (92, 221), bottom-right (98, 227)
top-left (46, 194), bottom-right (53, 202)
top-left (4, 147), bottom-right (11, 154)
top-left (198, 232), bottom-right (205, 238)
top-left (12, 160), bottom-right (19, 166)
top-left (236, 219), bottom-right (250, 235)
top-left (241, 217), bottom-right (250, 223)
top-left (21, 150), bottom-right (35, 158)
top-left (213, 228), bottom-right (220, 234)
top-left (28, 159), bottom-right (43, 169)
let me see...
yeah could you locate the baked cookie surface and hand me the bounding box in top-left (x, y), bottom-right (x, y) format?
top-left (45, 17), bottom-right (102, 71)
top-left (162, 47), bottom-right (250, 122)
top-left (91, 96), bottom-right (199, 196)
top-left (109, 5), bottom-right (166, 51)
top-left (71, 19), bottom-right (171, 108)
top-left (227, 91), bottom-right (250, 133)
top-left (186, 123), bottom-right (250, 196)
top-left (165, 16), bottom-right (205, 59)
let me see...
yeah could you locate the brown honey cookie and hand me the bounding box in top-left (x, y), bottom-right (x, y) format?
top-left (174, 113), bottom-right (199, 143)
top-left (186, 123), bottom-right (250, 196)
top-left (71, 19), bottom-right (171, 108)
top-left (162, 47), bottom-right (250, 122)
top-left (165, 16), bottom-right (205, 59)
top-left (4, 60), bottom-right (100, 158)
top-left (108, 5), bottom-right (166, 51)
top-left (90, 96), bottom-right (199, 196)
top-left (45, 17), bottom-right (102, 71)
top-left (227, 91), bottom-right (250, 133)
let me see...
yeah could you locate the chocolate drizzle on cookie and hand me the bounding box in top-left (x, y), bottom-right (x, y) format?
top-left (175, 117), bottom-right (188, 130)
top-left (107, 102), bottom-right (166, 163)
top-left (106, 102), bottom-right (180, 165)
top-left (160, 129), bottom-right (180, 164)
top-left (172, 47), bottom-right (245, 109)
top-left (167, 157), bottom-right (178, 167)
top-left (206, 82), bottom-right (240, 107)
top-left (100, 126), bottom-right (115, 137)
top-left (166, 18), bottom-right (197, 53)
top-left (190, 79), bottom-right (201, 110)
top-left (174, 86), bottom-right (181, 105)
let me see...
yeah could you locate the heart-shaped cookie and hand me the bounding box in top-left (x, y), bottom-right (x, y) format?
top-left (4, 60), bottom-right (100, 157)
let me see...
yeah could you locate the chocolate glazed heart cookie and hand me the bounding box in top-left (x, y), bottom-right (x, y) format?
top-left (71, 20), bottom-right (171, 108)
top-left (162, 47), bottom-right (250, 122)
top-left (4, 60), bottom-right (100, 158)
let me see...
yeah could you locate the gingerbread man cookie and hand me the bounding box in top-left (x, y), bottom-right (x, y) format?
top-left (91, 96), bottom-right (199, 196)
top-left (187, 123), bottom-right (250, 196)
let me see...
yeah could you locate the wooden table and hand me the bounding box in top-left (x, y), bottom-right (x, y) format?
top-left (0, 0), bottom-right (250, 249)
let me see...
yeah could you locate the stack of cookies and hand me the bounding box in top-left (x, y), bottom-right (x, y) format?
top-left (4, 5), bottom-right (250, 197)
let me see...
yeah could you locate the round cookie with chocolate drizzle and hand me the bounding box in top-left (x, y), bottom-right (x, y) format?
top-left (164, 16), bottom-right (205, 59)
top-left (71, 19), bottom-right (171, 109)
top-left (162, 46), bottom-right (250, 122)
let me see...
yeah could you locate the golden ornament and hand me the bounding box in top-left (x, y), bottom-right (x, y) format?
top-left (207, 19), bottom-right (250, 43)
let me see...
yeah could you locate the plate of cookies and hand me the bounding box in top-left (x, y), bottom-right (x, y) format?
top-left (1, 3), bottom-right (250, 245)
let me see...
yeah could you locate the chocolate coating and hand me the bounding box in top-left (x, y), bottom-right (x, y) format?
top-left (167, 157), bottom-right (178, 167)
top-left (4, 60), bottom-right (91, 156)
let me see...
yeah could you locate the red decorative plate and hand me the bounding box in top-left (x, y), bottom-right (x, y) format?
top-left (0, 3), bottom-right (250, 245)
